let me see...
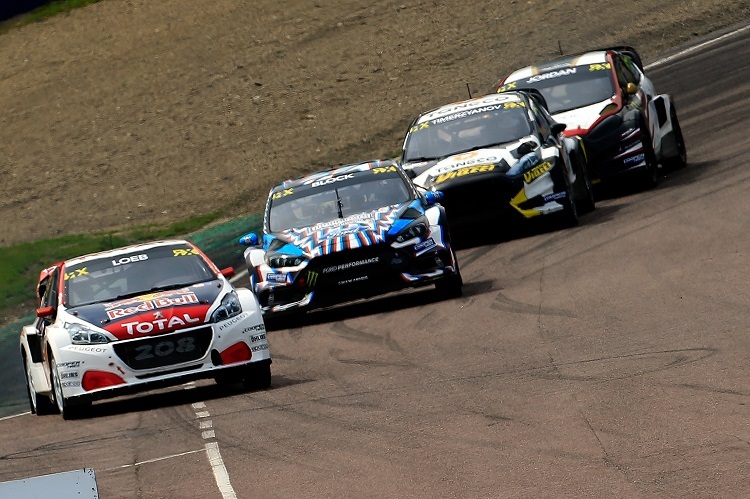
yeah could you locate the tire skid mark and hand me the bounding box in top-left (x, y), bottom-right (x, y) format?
top-left (491, 291), bottom-right (577, 318)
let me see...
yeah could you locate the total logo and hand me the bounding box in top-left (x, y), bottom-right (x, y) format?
top-left (120, 314), bottom-right (200, 335)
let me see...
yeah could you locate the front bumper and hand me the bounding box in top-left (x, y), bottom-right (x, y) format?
top-left (257, 235), bottom-right (459, 314)
top-left (54, 311), bottom-right (270, 402)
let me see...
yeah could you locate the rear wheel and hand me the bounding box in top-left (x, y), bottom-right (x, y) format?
top-left (242, 360), bottom-right (272, 391)
top-left (23, 354), bottom-right (55, 415)
top-left (663, 104), bottom-right (687, 169)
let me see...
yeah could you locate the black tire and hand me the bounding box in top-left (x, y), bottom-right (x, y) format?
top-left (242, 361), bottom-right (272, 391)
top-left (555, 168), bottom-right (579, 229)
top-left (663, 104), bottom-right (687, 170)
top-left (50, 356), bottom-right (89, 420)
top-left (574, 151), bottom-right (595, 214)
top-left (638, 119), bottom-right (659, 188)
top-left (435, 270), bottom-right (463, 298)
top-left (23, 354), bottom-right (56, 415)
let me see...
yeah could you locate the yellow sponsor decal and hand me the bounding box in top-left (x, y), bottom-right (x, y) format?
top-left (496, 81), bottom-right (518, 93)
top-left (523, 161), bottom-right (553, 183)
top-left (503, 101), bottom-right (526, 109)
top-left (435, 164), bottom-right (495, 184)
top-left (409, 122), bottom-right (430, 134)
top-left (509, 188), bottom-right (541, 219)
top-left (64, 268), bottom-right (89, 280)
top-left (272, 188), bottom-right (294, 200)
top-left (173, 248), bottom-right (199, 257)
top-left (372, 165), bottom-right (398, 174)
top-left (589, 63), bottom-right (611, 71)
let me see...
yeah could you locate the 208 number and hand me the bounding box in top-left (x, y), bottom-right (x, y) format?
top-left (134, 337), bottom-right (196, 361)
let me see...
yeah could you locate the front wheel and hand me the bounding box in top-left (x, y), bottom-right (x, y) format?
top-left (574, 151), bottom-right (595, 214)
top-left (638, 120), bottom-right (659, 188)
top-left (663, 104), bottom-right (687, 170)
top-left (50, 356), bottom-right (89, 420)
top-left (242, 360), bottom-right (272, 391)
top-left (435, 266), bottom-right (463, 299)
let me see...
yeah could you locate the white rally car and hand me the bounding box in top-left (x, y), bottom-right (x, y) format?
top-left (20, 240), bottom-right (271, 419)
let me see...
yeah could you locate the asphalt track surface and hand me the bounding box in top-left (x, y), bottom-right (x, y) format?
top-left (2, 26), bottom-right (749, 498)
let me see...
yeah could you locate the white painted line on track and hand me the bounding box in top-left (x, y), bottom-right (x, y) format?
top-left (645, 23), bottom-right (750, 69)
top-left (206, 441), bottom-right (238, 499)
top-left (195, 410), bottom-right (211, 418)
top-left (192, 402), bottom-right (207, 409)
top-left (101, 448), bottom-right (206, 472)
top-left (202, 430), bottom-right (216, 440)
top-left (199, 420), bottom-right (213, 429)
top-left (0, 411), bottom-right (30, 421)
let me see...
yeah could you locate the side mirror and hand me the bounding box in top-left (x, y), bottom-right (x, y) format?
top-left (36, 306), bottom-right (54, 318)
top-left (516, 140), bottom-right (538, 156)
top-left (424, 190), bottom-right (444, 206)
top-left (551, 122), bottom-right (567, 136)
top-left (626, 82), bottom-right (638, 95)
top-left (239, 233), bottom-right (259, 246)
top-left (220, 267), bottom-right (235, 279)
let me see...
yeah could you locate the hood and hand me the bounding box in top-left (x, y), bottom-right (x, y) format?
top-left (271, 205), bottom-right (404, 258)
top-left (71, 281), bottom-right (222, 340)
top-left (412, 141), bottom-right (536, 188)
top-left (553, 98), bottom-right (614, 133)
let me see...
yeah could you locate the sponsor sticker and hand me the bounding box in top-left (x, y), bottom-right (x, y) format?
top-left (435, 164), bottom-right (495, 184)
top-left (217, 312), bottom-right (250, 331)
top-left (543, 192), bottom-right (567, 202)
top-left (414, 238), bottom-right (436, 253)
top-left (61, 381), bottom-right (81, 388)
top-left (251, 344), bottom-right (269, 352)
top-left (121, 313), bottom-right (202, 335)
top-left (242, 324), bottom-right (266, 334)
top-left (250, 333), bottom-right (267, 342)
top-left (323, 257), bottom-right (378, 274)
top-left (266, 273), bottom-right (288, 284)
top-left (61, 371), bottom-right (79, 379)
top-left (623, 153), bottom-right (645, 166)
top-left (338, 276), bottom-right (368, 286)
top-left (106, 293), bottom-right (200, 320)
top-left (112, 254), bottom-right (148, 266)
top-left (523, 162), bottom-right (553, 183)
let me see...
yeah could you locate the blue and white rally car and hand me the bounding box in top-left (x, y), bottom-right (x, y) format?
top-left (239, 160), bottom-right (462, 316)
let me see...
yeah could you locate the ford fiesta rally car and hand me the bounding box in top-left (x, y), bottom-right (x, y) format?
top-left (239, 159), bottom-right (462, 316)
top-left (20, 240), bottom-right (271, 419)
top-left (495, 46), bottom-right (687, 187)
top-left (400, 91), bottom-right (595, 231)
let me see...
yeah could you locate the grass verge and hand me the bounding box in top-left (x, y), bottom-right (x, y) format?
top-left (1, 0), bottom-right (103, 33)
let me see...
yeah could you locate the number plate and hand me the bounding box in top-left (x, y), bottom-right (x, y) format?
top-left (113, 327), bottom-right (213, 370)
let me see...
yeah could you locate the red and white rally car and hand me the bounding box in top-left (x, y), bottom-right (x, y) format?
top-left (20, 240), bottom-right (271, 419)
top-left (495, 46), bottom-right (687, 187)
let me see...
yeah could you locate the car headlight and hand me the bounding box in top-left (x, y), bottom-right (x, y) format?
top-left (393, 220), bottom-right (428, 243)
top-left (267, 254), bottom-right (306, 268)
top-left (212, 291), bottom-right (243, 323)
top-left (66, 323), bottom-right (110, 345)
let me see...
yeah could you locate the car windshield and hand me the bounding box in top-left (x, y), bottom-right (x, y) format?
top-left (512, 67), bottom-right (615, 114)
top-left (63, 244), bottom-right (216, 307)
top-left (403, 105), bottom-right (532, 162)
top-left (268, 173), bottom-right (411, 232)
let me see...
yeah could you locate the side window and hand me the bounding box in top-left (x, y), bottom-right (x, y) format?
top-left (622, 55), bottom-right (642, 83)
top-left (614, 55), bottom-right (637, 88)
top-left (527, 98), bottom-right (550, 140)
top-left (41, 269), bottom-right (60, 310)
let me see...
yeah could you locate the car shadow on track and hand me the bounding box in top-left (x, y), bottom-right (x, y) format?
top-left (265, 278), bottom-right (496, 331)
top-left (73, 375), bottom-right (312, 419)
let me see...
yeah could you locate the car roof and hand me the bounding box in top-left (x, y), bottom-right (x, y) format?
top-left (504, 50), bottom-right (609, 83)
top-left (62, 239), bottom-right (194, 267)
top-left (413, 92), bottom-right (525, 124)
top-left (274, 159), bottom-right (401, 191)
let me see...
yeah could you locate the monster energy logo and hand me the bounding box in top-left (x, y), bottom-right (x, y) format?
top-left (307, 270), bottom-right (319, 288)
